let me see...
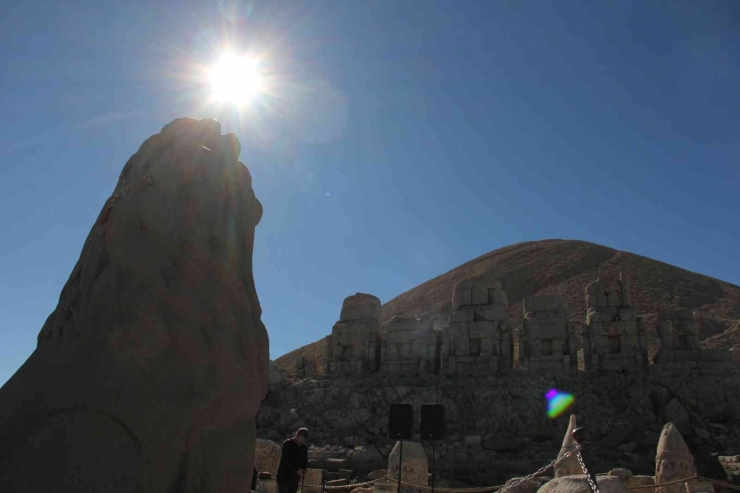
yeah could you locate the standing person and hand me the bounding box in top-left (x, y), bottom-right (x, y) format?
top-left (277, 428), bottom-right (310, 493)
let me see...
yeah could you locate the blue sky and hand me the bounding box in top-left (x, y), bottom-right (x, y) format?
top-left (1, 0), bottom-right (738, 386)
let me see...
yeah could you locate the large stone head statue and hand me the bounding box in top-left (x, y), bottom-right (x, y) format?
top-left (655, 422), bottom-right (697, 493)
top-left (0, 118), bottom-right (269, 492)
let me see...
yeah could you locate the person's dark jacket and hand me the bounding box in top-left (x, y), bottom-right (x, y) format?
top-left (276, 438), bottom-right (308, 486)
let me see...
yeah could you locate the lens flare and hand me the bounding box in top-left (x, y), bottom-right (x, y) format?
top-left (208, 52), bottom-right (265, 105)
top-left (545, 388), bottom-right (574, 418)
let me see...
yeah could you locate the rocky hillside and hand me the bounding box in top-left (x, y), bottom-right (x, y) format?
top-left (276, 240), bottom-right (740, 374)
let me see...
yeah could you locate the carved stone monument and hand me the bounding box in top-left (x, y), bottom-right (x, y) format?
top-left (381, 316), bottom-right (438, 375)
top-left (441, 276), bottom-right (512, 375)
top-left (326, 293), bottom-right (382, 374)
top-left (653, 309), bottom-right (733, 371)
top-left (0, 118), bottom-right (269, 492)
top-left (655, 422), bottom-right (705, 493)
top-left (582, 273), bottom-right (648, 371)
top-left (519, 295), bottom-right (577, 372)
top-left (554, 415), bottom-right (581, 478)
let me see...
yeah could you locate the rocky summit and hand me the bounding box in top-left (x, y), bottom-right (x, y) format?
top-left (265, 240), bottom-right (740, 487)
top-left (0, 118), bottom-right (269, 493)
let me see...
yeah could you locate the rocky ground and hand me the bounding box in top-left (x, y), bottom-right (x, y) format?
top-left (258, 366), bottom-right (740, 486)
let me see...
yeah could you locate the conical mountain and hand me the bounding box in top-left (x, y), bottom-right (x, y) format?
top-left (276, 239), bottom-right (740, 374)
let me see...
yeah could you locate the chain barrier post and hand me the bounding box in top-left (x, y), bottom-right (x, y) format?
top-left (572, 427), bottom-right (599, 493)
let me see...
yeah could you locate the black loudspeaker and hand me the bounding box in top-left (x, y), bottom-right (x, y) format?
top-left (388, 404), bottom-right (414, 440)
top-left (420, 404), bottom-right (445, 440)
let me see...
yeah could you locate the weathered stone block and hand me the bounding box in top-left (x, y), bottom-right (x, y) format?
top-left (490, 289), bottom-right (508, 306)
top-left (597, 294), bottom-right (608, 308)
top-left (475, 304), bottom-right (506, 322)
top-left (607, 290), bottom-right (621, 307)
top-left (469, 321), bottom-right (496, 339)
top-left (531, 323), bottom-right (566, 340)
top-left (451, 306), bottom-right (476, 323)
top-left (472, 287), bottom-right (488, 305)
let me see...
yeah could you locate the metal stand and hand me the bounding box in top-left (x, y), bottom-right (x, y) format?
top-left (431, 441), bottom-right (436, 493)
top-left (397, 440), bottom-right (404, 493)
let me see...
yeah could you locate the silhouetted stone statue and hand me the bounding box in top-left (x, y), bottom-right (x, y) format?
top-left (0, 118), bottom-right (269, 492)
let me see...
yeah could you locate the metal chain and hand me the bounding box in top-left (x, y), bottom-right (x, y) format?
top-left (574, 443), bottom-right (600, 493)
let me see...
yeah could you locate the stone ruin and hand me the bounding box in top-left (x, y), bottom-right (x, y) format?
top-left (296, 354), bottom-right (318, 379)
top-left (519, 295), bottom-right (578, 372)
top-left (582, 273), bottom-right (648, 371)
top-left (550, 418), bottom-right (715, 493)
top-left (317, 272), bottom-right (737, 378)
top-left (653, 309), bottom-right (733, 371)
top-left (381, 315), bottom-right (439, 375)
top-left (440, 276), bottom-right (513, 375)
top-left (326, 293), bottom-right (382, 374)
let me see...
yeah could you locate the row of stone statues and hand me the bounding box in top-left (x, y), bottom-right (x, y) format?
top-left (313, 273), bottom-right (735, 377)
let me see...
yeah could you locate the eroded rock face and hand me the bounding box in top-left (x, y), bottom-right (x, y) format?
top-left (0, 118), bottom-right (269, 492)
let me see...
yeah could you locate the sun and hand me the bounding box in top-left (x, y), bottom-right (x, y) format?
top-left (208, 52), bottom-right (265, 105)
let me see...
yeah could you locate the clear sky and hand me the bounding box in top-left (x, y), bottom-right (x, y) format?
top-left (1, 0), bottom-right (738, 386)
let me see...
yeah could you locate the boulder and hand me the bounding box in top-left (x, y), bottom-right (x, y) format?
top-left (367, 469), bottom-right (387, 481)
top-left (326, 458), bottom-right (349, 472)
top-left (664, 399), bottom-right (690, 426)
top-left (347, 445), bottom-right (386, 478)
top-left (538, 475), bottom-right (631, 493)
top-left (0, 118), bottom-right (268, 493)
top-left (608, 468), bottom-right (634, 482)
top-left (501, 477), bottom-right (541, 493)
top-left (256, 438), bottom-right (282, 475)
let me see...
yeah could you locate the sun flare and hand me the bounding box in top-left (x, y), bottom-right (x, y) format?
top-left (208, 52), bottom-right (265, 105)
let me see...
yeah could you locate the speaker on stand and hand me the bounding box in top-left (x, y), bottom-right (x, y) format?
top-left (421, 404), bottom-right (445, 493)
top-left (388, 404), bottom-right (414, 493)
